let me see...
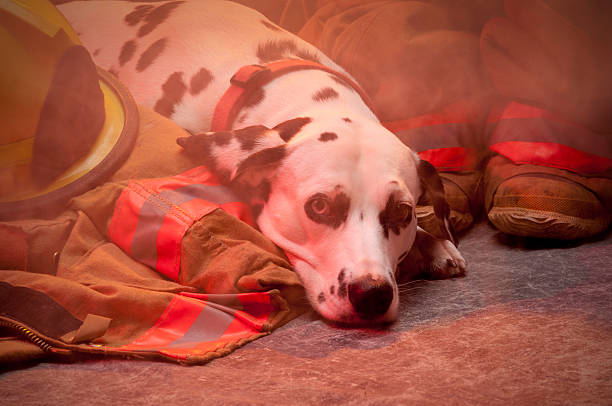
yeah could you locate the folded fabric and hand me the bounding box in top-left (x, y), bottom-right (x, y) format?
top-left (300, 1), bottom-right (491, 122)
top-left (0, 106), bottom-right (305, 364)
top-left (487, 102), bottom-right (611, 176)
top-left (0, 167), bottom-right (304, 364)
top-left (480, 0), bottom-right (612, 133)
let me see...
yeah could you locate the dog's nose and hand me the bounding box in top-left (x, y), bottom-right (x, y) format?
top-left (348, 275), bottom-right (393, 320)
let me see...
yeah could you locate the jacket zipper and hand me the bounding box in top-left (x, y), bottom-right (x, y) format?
top-left (0, 318), bottom-right (71, 355)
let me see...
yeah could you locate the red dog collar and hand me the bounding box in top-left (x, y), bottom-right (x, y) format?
top-left (211, 59), bottom-right (376, 131)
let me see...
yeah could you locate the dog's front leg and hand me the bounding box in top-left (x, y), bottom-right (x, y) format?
top-left (401, 227), bottom-right (467, 279)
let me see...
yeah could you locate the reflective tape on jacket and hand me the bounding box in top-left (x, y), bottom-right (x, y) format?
top-left (384, 105), bottom-right (481, 172)
top-left (488, 102), bottom-right (612, 175)
top-left (119, 291), bottom-right (277, 360)
top-left (108, 166), bottom-right (254, 281)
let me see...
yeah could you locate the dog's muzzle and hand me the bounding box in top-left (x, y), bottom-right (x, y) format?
top-left (348, 275), bottom-right (394, 320)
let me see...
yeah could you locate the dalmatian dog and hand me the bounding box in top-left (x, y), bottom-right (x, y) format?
top-left (59, 0), bottom-right (466, 324)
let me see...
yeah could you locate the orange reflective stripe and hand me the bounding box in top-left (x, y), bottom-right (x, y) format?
top-left (120, 292), bottom-right (277, 361)
top-left (490, 141), bottom-right (612, 175)
top-left (108, 166), bottom-right (253, 281)
top-left (418, 147), bottom-right (479, 172)
top-left (108, 181), bottom-right (149, 258)
top-left (488, 102), bottom-right (612, 174)
top-left (120, 295), bottom-right (204, 351)
top-left (384, 101), bottom-right (483, 171)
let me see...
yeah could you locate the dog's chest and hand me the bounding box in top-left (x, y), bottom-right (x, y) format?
top-left (58, 0), bottom-right (352, 133)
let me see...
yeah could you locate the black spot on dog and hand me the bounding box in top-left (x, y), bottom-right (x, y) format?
top-left (337, 269), bottom-right (348, 297)
top-left (261, 19), bottom-right (282, 32)
top-left (235, 145), bottom-right (286, 178)
top-left (256, 39), bottom-right (292, 63)
top-left (319, 132), bottom-right (338, 142)
top-left (330, 285), bottom-right (335, 295)
top-left (125, 4), bottom-right (154, 26)
top-left (234, 125), bottom-right (268, 150)
top-left (176, 133), bottom-right (235, 185)
top-left (138, 1), bottom-right (184, 37)
top-left (379, 195), bottom-right (413, 239)
top-left (295, 48), bottom-right (321, 63)
top-left (243, 88), bottom-right (265, 108)
top-left (212, 131), bottom-right (232, 147)
top-left (190, 67), bottom-right (213, 95)
top-left (342, 117), bottom-right (352, 123)
top-left (256, 39), bottom-right (320, 63)
top-left (329, 74), bottom-right (354, 92)
top-left (305, 191), bottom-right (350, 229)
top-left (136, 38), bottom-right (166, 72)
top-left (313, 87), bottom-right (339, 102)
top-left (274, 117), bottom-right (312, 142)
top-left (317, 292), bottom-right (326, 304)
top-left (338, 284), bottom-right (348, 298)
top-left (360, 212), bottom-right (364, 221)
top-left (119, 40), bottom-right (137, 66)
top-left (153, 71), bottom-right (186, 117)
top-left (177, 133), bottom-right (213, 166)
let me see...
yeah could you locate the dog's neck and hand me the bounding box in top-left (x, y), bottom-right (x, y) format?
top-left (229, 67), bottom-right (378, 130)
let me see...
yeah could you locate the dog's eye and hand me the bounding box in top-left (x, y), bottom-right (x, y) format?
top-left (305, 192), bottom-right (350, 229)
top-left (386, 202), bottom-right (412, 223)
top-left (379, 198), bottom-right (413, 238)
top-left (307, 196), bottom-right (331, 216)
top-left (394, 202), bottom-right (412, 222)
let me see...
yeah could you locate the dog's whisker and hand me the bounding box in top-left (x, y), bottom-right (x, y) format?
top-left (397, 283), bottom-right (425, 289)
top-left (398, 286), bottom-right (427, 293)
top-left (398, 283), bottom-right (426, 289)
top-left (397, 279), bottom-right (427, 287)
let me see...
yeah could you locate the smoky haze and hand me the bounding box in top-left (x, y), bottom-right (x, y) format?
top-left (297, 0), bottom-right (612, 135)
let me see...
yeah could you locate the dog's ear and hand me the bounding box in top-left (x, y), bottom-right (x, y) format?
top-left (416, 158), bottom-right (457, 246)
top-left (177, 125), bottom-right (285, 188)
top-left (177, 117), bottom-right (312, 188)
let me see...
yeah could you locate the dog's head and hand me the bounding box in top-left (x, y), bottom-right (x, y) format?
top-left (178, 114), bottom-right (454, 324)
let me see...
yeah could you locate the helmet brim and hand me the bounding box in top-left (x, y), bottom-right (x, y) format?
top-left (0, 67), bottom-right (139, 219)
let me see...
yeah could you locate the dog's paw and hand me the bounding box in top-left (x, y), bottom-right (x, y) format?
top-left (408, 227), bottom-right (467, 280)
top-left (423, 239), bottom-right (466, 279)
